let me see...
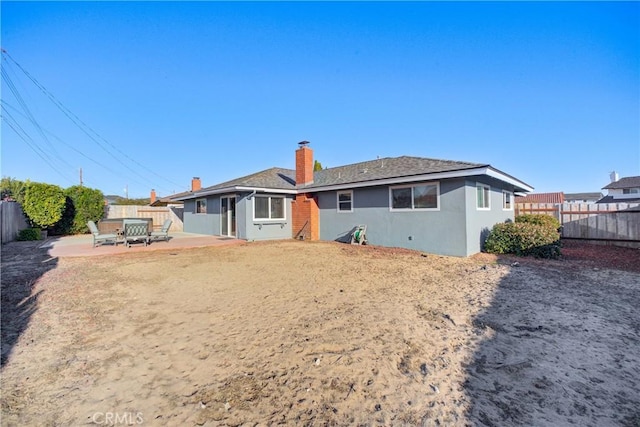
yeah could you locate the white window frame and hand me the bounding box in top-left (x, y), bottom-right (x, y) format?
top-left (337, 190), bottom-right (353, 213)
top-left (502, 191), bottom-right (513, 211)
top-left (389, 182), bottom-right (440, 211)
top-left (477, 184), bottom-right (491, 210)
top-left (253, 195), bottom-right (286, 221)
top-left (195, 198), bottom-right (207, 214)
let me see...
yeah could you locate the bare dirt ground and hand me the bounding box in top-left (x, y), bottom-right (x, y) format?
top-left (1, 239), bottom-right (639, 426)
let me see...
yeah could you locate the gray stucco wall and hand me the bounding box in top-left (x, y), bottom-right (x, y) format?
top-left (244, 194), bottom-right (293, 241)
top-left (183, 196), bottom-right (221, 235)
top-left (183, 193), bottom-right (293, 241)
top-left (318, 179), bottom-right (469, 256)
top-left (464, 177), bottom-right (515, 255)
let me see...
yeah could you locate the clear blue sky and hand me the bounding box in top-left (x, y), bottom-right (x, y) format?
top-left (1, 1), bottom-right (638, 198)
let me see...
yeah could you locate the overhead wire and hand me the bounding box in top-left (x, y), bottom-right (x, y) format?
top-left (1, 105), bottom-right (76, 185)
top-left (2, 50), bottom-right (186, 194)
top-left (1, 100), bottom-right (150, 191)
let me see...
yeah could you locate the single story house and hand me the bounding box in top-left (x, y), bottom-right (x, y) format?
top-left (175, 142), bottom-right (533, 256)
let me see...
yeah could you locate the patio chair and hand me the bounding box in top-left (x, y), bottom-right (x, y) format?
top-left (350, 225), bottom-right (368, 245)
top-left (124, 221), bottom-right (149, 248)
top-left (87, 221), bottom-right (118, 248)
top-left (149, 219), bottom-right (172, 243)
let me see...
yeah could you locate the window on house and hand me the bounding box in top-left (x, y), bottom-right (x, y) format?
top-left (623, 188), bottom-right (640, 194)
top-left (196, 198), bottom-right (207, 214)
top-left (477, 184), bottom-right (490, 209)
top-left (254, 196), bottom-right (285, 220)
top-left (390, 183), bottom-right (439, 210)
top-left (503, 191), bottom-right (513, 210)
top-left (337, 191), bottom-right (353, 212)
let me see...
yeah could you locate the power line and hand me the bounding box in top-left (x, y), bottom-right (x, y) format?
top-left (2, 50), bottom-right (186, 194)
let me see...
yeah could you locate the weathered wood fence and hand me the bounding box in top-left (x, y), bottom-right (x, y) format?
top-left (0, 201), bottom-right (29, 244)
top-left (516, 202), bottom-right (640, 248)
top-left (105, 205), bottom-right (184, 231)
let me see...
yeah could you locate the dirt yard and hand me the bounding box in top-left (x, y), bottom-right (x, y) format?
top-left (1, 240), bottom-right (639, 426)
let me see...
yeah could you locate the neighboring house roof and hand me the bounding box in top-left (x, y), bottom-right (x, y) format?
top-left (596, 195), bottom-right (640, 204)
top-left (177, 156), bottom-right (533, 200)
top-left (602, 176), bottom-right (640, 190)
top-left (515, 192), bottom-right (564, 204)
top-left (564, 192), bottom-right (603, 201)
top-left (150, 192), bottom-right (187, 207)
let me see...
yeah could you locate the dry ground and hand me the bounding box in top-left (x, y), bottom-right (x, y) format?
top-left (1, 240), bottom-right (639, 426)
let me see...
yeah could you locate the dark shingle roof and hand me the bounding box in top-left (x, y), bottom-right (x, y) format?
top-left (200, 167), bottom-right (296, 192)
top-left (602, 176), bottom-right (640, 190)
top-left (596, 195), bottom-right (640, 204)
top-left (306, 156), bottom-right (486, 188)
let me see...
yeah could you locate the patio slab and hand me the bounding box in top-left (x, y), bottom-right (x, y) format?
top-left (40, 232), bottom-right (242, 258)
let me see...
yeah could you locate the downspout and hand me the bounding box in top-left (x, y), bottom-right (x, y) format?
top-left (247, 190), bottom-right (257, 199)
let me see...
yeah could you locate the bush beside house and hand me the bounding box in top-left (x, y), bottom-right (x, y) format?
top-left (484, 214), bottom-right (561, 259)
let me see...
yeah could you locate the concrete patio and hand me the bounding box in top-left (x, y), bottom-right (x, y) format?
top-left (39, 232), bottom-right (243, 258)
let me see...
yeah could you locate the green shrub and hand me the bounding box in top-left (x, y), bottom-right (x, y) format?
top-left (53, 185), bottom-right (105, 235)
top-left (484, 222), bottom-right (561, 259)
top-left (516, 214), bottom-right (561, 231)
top-left (22, 182), bottom-right (66, 230)
top-left (17, 227), bottom-right (42, 241)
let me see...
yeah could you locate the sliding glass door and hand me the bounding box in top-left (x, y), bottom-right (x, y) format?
top-left (221, 196), bottom-right (236, 237)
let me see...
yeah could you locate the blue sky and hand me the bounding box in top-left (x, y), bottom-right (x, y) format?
top-left (1, 1), bottom-right (638, 198)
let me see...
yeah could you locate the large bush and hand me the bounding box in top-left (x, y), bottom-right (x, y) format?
top-left (484, 222), bottom-right (561, 259)
top-left (54, 185), bottom-right (105, 234)
top-left (516, 213), bottom-right (561, 231)
top-left (22, 182), bottom-right (66, 230)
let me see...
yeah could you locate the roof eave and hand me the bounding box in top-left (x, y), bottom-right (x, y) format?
top-left (305, 166), bottom-right (533, 193)
top-left (174, 186), bottom-right (297, 200)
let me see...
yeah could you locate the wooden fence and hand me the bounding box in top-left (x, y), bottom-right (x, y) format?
top-left (0, 201), bottom-right (29, 244)
top-left (105, 205), bottom-right (184, 231)
top-left (516, 202), bottom-right (640, 248)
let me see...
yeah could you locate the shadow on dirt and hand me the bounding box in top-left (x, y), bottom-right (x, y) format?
top-left (464, 262), bottom-right (640, 426)
top-left (1, 239), bottom-right (59, 367)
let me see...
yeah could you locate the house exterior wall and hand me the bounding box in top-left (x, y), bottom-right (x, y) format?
top-left (464, 177), bottom-right (515, 256)
top-left (244, 194), bottom-right (293, 241)
top-left (183, 196), bottom-right (220, 235)
top-left (318, 178), bottom-right (470, 256)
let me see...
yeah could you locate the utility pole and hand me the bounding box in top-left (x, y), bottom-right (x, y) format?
top-left (79, 167), bottom-right (83, 187)
top-left (124, 185), bottom-right (128, 199)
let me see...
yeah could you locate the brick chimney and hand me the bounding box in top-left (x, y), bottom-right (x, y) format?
top-left (192, 177), bottom-right (201, 191)
top-left (150, 189), bottom-right (157, 204)
top-left (295, 141), bottom-right (314, 186)
top-left (292, 141), bottom-right (319, 241)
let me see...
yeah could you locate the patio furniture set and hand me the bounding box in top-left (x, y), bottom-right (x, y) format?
top-left (87, 218), bottom-right (172, 248)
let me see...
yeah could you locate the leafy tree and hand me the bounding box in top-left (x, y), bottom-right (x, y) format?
top-left (1, 177), bottom-right (28, 203)
top-left (22, 182), bottom-right (66, 230)
top-left (313, 160), bottom-right (323, 171)
top-left (53, 185), bottom-right (105, 234)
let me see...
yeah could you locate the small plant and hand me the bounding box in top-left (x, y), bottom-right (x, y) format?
top-left (484, 221), bottom-right (561, 259)
top-left (17, 227), bottom-right (42, 241)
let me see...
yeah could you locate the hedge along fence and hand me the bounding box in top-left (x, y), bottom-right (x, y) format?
top-left (516, 202), bottom-right (640, 248)
top-left (105, 205), bottom-right (183, 232)
top-left (0, 201), bottom-right (29, 244)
